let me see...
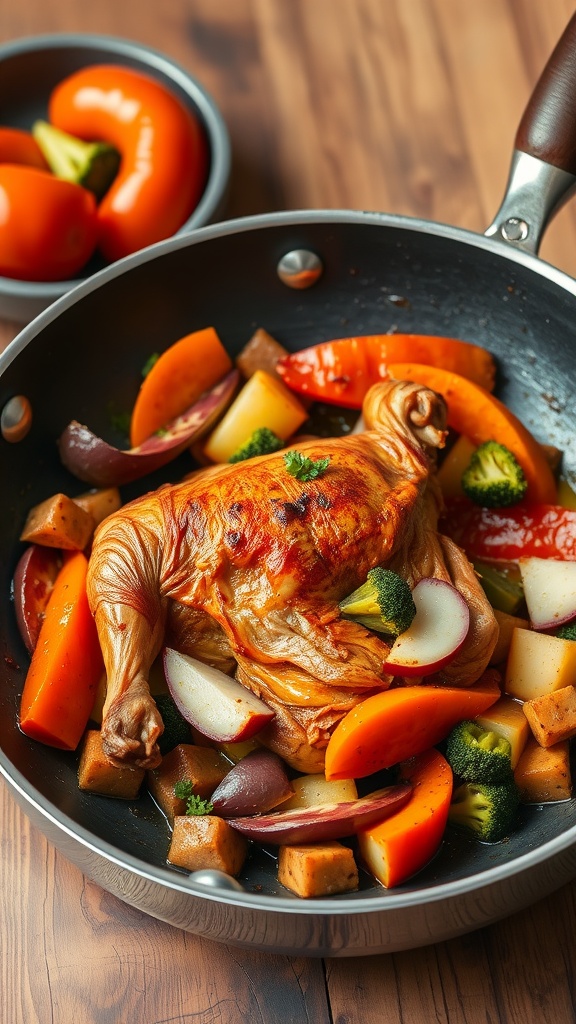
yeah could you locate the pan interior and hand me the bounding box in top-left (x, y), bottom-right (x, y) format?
top-left (1, 216), bottom-right (575, 906)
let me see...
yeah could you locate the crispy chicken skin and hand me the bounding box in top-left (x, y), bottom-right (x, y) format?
top-left (87, 379), bottom-right (498, 770)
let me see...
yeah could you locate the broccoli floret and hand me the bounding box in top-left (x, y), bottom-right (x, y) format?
top-left (174, 780), bottom-right (214, 816)
top-left (33, 119), bottom-right (120, 200)
top-left (461, 441), bottom-right (527, 508)
top-left (154, 693), bottom-right (191, 756)
top-left (448, 779), bottom-right (520, 842)
top-left (446, 720), bottom-right (513, 783)
top-left (339, 566), bottom-right (416, 636)
top-left (556, 621), bottom-right (576, 641)
top-left (229, 427), bottom-right (284, 463)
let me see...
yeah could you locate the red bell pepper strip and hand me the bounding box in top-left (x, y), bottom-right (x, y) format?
top-left (276, 334), bottom-right (496, 408)
top-left (441, 498), bottom-right (576, 562)
top-left (19, 551), bottom-right (104, 749)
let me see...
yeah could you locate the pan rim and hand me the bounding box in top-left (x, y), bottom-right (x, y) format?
top-left (2, 750), bottom-right (576, 915)
top-left (3, 206), bottom-right (576, 365)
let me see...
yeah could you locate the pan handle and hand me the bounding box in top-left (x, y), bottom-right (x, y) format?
top-left (485, 13), bottom-right (576, 255)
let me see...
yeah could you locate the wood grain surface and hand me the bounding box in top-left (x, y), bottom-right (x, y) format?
top-left (2, 1), bottom-right (576, 1022)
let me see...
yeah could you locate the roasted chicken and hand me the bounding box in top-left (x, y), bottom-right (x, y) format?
top-left (87, 378), bottom-right (498, 771)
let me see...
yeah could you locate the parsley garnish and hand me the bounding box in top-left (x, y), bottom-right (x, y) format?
top-left (174, 780), bottom-right (214, 816)
top-left (283, 450), bottom-right (330, 481)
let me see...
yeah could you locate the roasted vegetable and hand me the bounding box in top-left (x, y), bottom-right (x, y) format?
top-left (387, 363), bottom-right (556, 504)
top-left (473, 560), bottom-right (524, 615)
top-left (229, 426), bottom-right (284, 463)
top-left (338, 566), bottom-right (416, 636)
top-left (461, 441), bottom-right (528, 508)
top-left (448, 779), bottom-right (520, 842)
top-left (445, 720), bottom-right (514, 782)
top-left (442, 499), bottom-right (576, 561)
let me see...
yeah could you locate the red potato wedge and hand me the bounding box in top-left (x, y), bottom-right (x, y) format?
top-left (163, 647), bottom-right (275, 742)
top-left (324, 670), bottom-right (501, 780)
top-left (13, 544), bottom-right (62, 654)
top-left (383, 578), bottom-right (470, 676)
top-left (58, 369), bottom-right (239, 486)
top-left (227, 784), bottom-right (412, 845)
top-left (210, 748), bottom-right (294, 817)
top-left (358, 748), bottom-right (453, 888)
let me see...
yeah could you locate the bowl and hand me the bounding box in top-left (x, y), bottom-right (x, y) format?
top-left (0, 32), bottom-right (231, 325)
top-left (1, 210), bottom-right (576, 956)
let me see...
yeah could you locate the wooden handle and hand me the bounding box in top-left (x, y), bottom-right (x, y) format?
top-left (516, 14), bottom-right (576, 174)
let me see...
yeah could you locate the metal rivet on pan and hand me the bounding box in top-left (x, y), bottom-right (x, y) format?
top-left (1, 395), bottom-right (32, 443)
top-left (277, 249), bottom-right (323, 289)
top-left (189, 868), bottom-right (245, 892)
top-left (500, 217), bottom-right (529, 242)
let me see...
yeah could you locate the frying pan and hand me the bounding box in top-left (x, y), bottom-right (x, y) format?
top-left (1, 17), bottom-right (576, 958)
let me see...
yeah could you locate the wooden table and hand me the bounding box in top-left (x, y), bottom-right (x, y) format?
top-left (2, 1), bottom-right (576, 1020)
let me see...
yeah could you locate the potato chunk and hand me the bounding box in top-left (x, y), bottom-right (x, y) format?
top-left (522, 685), bottom-right (576, 748)
top-left (280, 774), bottom-right (358, 811)
top-left (168, 815), bottom-right (247, 875)
top-left (20, 492), bottom-right (95, 550)
top-left (504, 628), bottom-right (576, 701)
top-left (278, 841), bottom-right (359, 898)
top-left (78, 729), bottom-right (145, 799)
top-left (514, 736), bottom-right (572, 802)
top-left (147, 743), bottom-right (230, 824)
top-left (475, 695), bottom-right (530, 769)
top-left (73, 487), bottom-right (122, 527)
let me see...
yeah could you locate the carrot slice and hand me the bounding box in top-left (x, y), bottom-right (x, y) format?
top-left (387, 362), bottom-right (557, 505)
top-left (276, 334), bottom-right (496, 407)
top-left (324, 671), bottom-right (501, 781)
top-left (358, 748), bottom-right (453, 888)
top-left (19, 551), bottom-right (104, 750)
top-left (130, 326), bottom-right (233, 446)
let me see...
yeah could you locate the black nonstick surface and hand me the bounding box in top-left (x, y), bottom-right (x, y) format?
top-left (0, 211), bottom-right (575, 912)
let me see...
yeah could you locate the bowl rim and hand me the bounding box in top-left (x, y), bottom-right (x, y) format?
top-left (0, 30), bottom-right (231, 303)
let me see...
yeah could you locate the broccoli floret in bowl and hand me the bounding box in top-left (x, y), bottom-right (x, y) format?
top-left (461, 440), bottom-right (527, 508)
top-left (446, 720), bottom-right (513, 783)
top-left (448, 779), bottom-right (520, 842)
top-left (338, 566), bottom-right (416, 636)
